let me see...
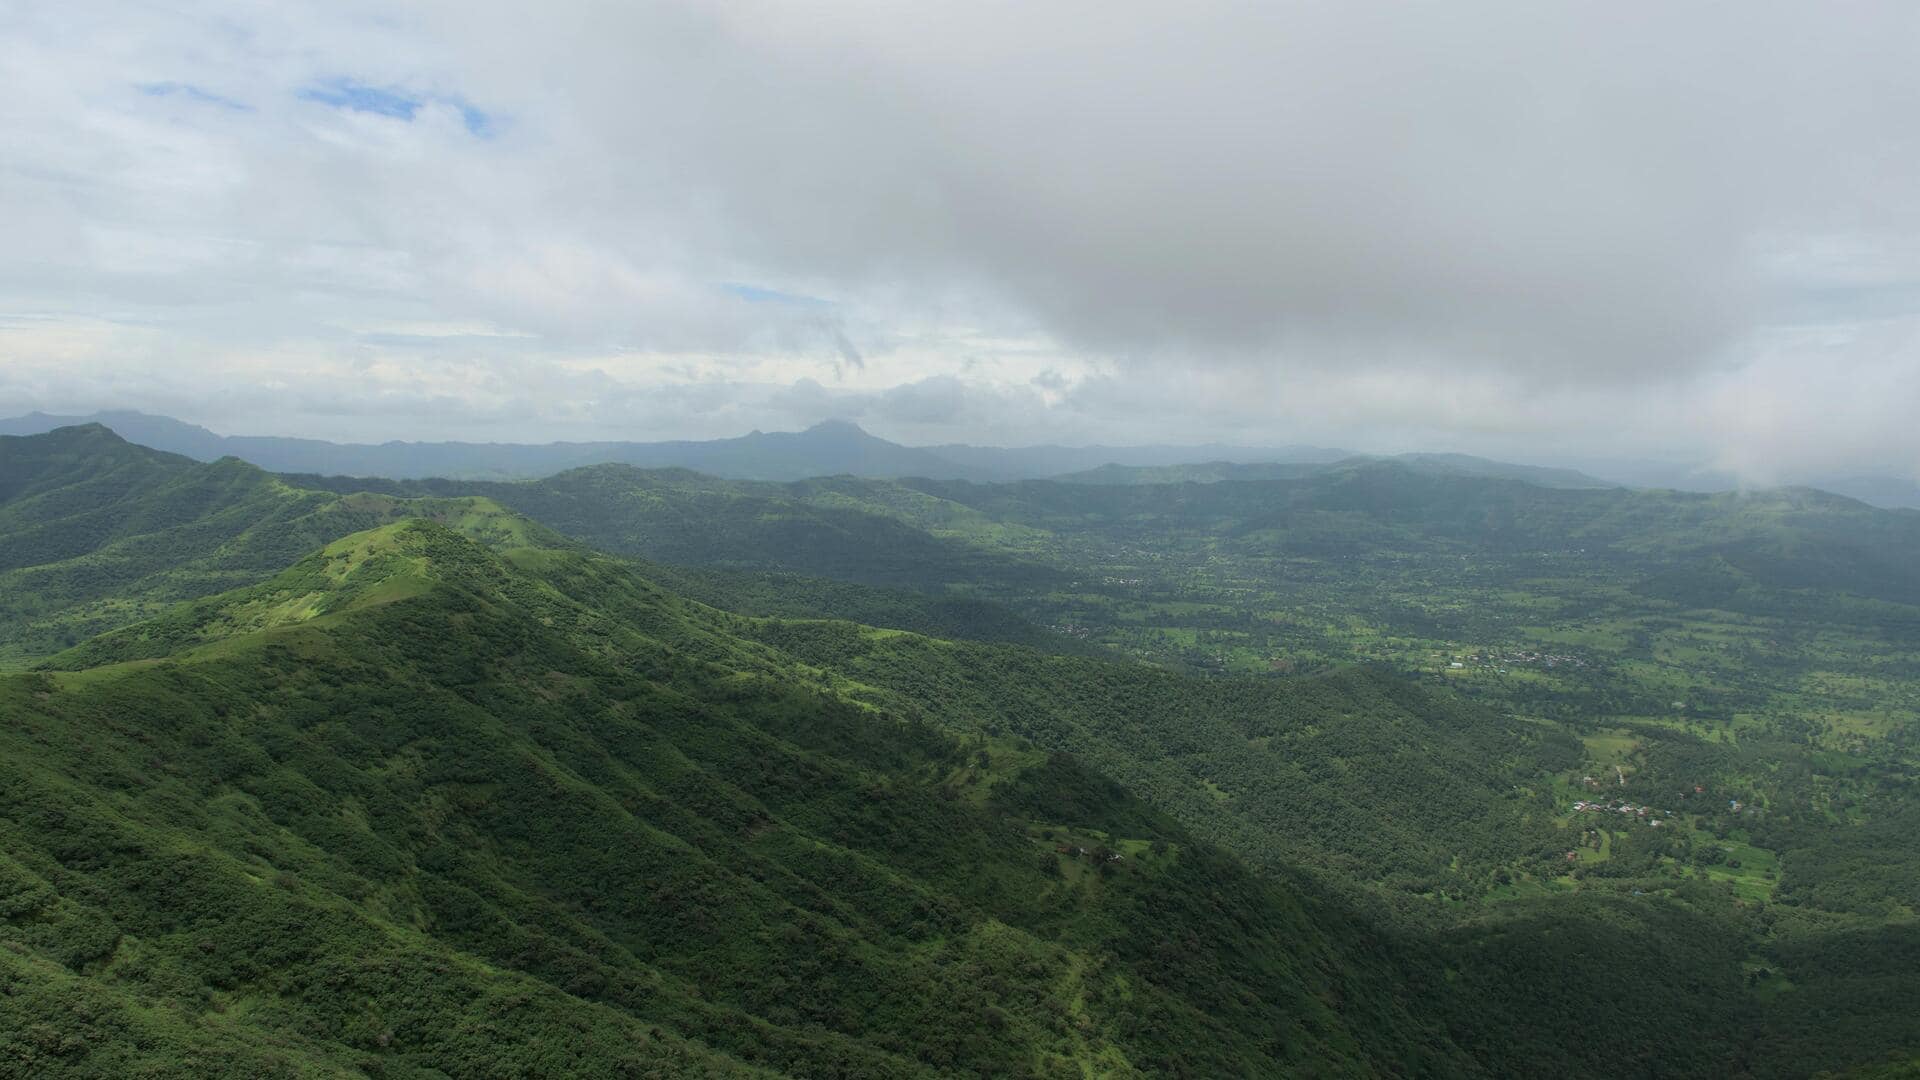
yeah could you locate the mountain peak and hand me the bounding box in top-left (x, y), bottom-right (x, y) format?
top-left (49, 422), bottom-right (128, 444)
top-left (802, 418), bottom-right (871, 437)
top-left (0, 421), bottom-right (127, 447)
top-left (44, 519), bottom-right (504, 670)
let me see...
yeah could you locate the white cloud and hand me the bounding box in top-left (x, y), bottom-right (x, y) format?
top-left (1, 0), bottom-right (1918, 481)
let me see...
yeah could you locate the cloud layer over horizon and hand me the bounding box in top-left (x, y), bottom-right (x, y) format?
top-left (4, 1), bottom-right (1920, 481)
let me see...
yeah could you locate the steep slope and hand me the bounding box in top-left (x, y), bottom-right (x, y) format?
top-left (3, 520), bottom-right (1477, 1077)
top-left (0, 426), bottom-right (567, 667)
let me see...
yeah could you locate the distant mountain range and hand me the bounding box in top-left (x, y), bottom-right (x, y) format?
top-left (4, 409), bottom-right (1916, 506)
top-left (0, 411), bottom-right (977, 482)
top-left (1, 410), bottom-right (1341, 483)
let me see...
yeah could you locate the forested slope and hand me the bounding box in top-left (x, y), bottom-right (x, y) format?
top-left (0, 428), bottom-right (1060, 667)
top-left (6, 426), bottom-right (1919, 1076)
top-left (742, 620), bottom-right (1580, 895)
top-left (1, 519), bottom-right (1473, 1076)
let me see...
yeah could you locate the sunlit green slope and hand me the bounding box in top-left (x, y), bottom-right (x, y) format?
top-left (0, 425), bottom-right (568, 667)
top-left (0, 427), bottom-right (1067, 667)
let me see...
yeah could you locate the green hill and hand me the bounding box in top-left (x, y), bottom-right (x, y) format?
top-left (291, 455), bottom-right (1920, 619)
top-left (1, 519), bottom-right (1476, 1076)
top-left (6, 427), bottom-right (1920, 1075)
top-left (0, 428), bottom-right (1060, 668)
top-left (284, 464), bottom-right (1063, 592)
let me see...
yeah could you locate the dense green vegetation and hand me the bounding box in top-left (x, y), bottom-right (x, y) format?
top-left (2, 518), bottom-right (1475, 1076)
top-left (0, 426), bottom-right (1061, 669)
top-left (5, 424), bottom-right (1919, 1075)
top-left (0, 425), bottom-right (574, 667)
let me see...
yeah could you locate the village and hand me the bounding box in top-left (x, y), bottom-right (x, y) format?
top-left (1568, 769), bottom-right (1671, 827)
top-left (1570, 798), bottom-right (1668, 828)
top-left (1452, 648), bottom-right (1593, 672)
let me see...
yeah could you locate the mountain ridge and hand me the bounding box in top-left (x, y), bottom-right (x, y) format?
top-left (3, 510), bottom-right (1489, 1076)
top-left (1, 410), bottom-right (1619, 491)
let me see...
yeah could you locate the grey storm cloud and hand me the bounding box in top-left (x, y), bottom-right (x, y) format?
top-left (456, 0), bottom-right (1920, 380)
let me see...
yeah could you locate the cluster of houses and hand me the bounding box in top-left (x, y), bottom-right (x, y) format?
top-left (1571, 799), bottom-right (1668, 827)
top-left (1445, 649), bottom-right (1594, 675)
top-left (1473, 649), bottom-right (1591, 670)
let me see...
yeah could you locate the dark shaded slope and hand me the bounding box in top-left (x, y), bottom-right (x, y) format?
top-left (895, 463), bottom-right (1920, 608)
top-left (741, 620), bottom-right (1580, 893)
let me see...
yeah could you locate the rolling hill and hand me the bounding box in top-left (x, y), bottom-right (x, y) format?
top-left (0, 427), bottom-right (1067, 668)
top-left (4, 425), bottom-right (1919, 1075)
top-left (2, 515), bottom-right (1485, 1077)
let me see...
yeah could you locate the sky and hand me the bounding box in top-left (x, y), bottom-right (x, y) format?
top-left (3, 1), bottom-right (1920, 482)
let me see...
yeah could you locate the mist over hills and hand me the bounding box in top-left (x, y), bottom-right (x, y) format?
top-left (0, 410), bottom-right (1574, 488)
top-left (0, 409), bottom-right (1354, 483)
top-left (1055, 455), bottom-right (1615, 490)
top-left (0, 411), bottom-right (976, 483)
top-left (11, 408), bottom-right (1917, 508)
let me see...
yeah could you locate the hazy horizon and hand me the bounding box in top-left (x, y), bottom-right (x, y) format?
top-left (14, 405), bottom-right (1901, 504)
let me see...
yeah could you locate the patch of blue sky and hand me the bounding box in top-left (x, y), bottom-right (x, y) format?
top-left (451, 101), bottom-right (493, 138)
top-left (299, 78), bottom-right (419, 119)
top-left (298, 77), bottom-right (495, 137)
top-left (722, 282), bottom-right (833, 307)
top-left (137, 82), bottom-right (250, 111)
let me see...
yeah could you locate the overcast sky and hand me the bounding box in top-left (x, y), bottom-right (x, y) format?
top-left (4, 1), bottom-right (1920, 480)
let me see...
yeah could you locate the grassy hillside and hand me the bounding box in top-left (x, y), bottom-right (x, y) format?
top-left (0, 428), bottom-right (1061, 668)
top-left (257, 455), bottom-right (1919, 1075)
top-left (283, 465), bottom-right (1061, 591)
top-left (299, 461), bottom-right (1920, 768)
top-left (1, 520), bottom-right (1475, 1076)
